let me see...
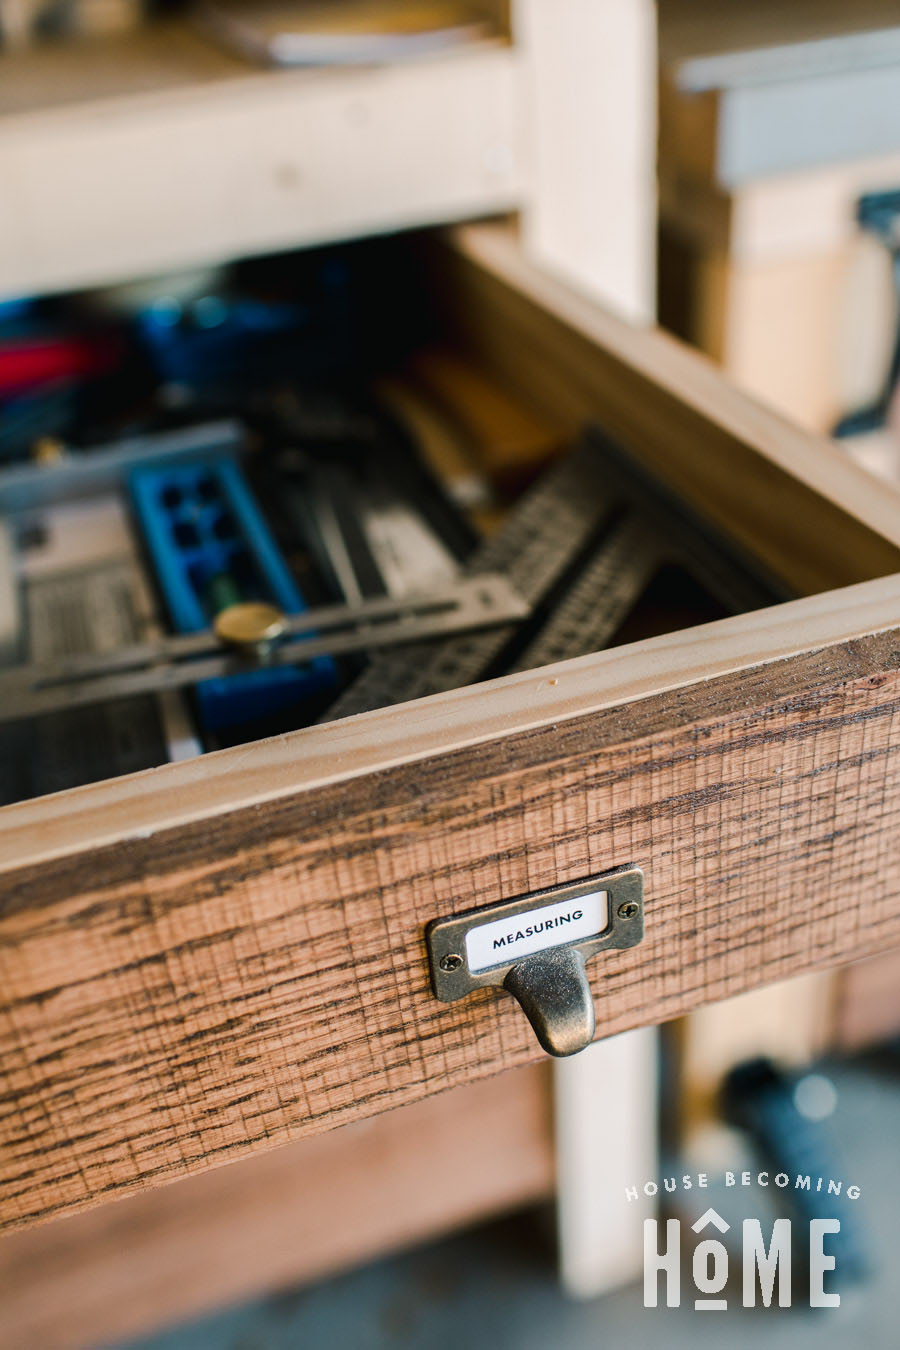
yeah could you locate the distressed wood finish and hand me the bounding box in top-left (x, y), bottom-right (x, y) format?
top-left (4, 624), bottom-right (900, 1232)
top-left (0, 1066), bottom-right (551, 1350)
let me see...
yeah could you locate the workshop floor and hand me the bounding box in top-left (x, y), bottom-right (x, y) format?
top-left (121, 1051), bottom-right (900, 1350)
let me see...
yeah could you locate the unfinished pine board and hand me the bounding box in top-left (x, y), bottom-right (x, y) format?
top-left (0, 22), bottom-right (521, 298)
top-left (658, 3), bottom-right (900, 437)
top-left (715, 249), bottom-right (849, 434)
top-left (675, 973), bottom-right (835, 1131)
top-left (514, 0), bottom-right (656, 321)
top-left (0, 1065), bottom-right (551, 1350)
top-left (658, 156), bottom-right (900, 434)
top-left (660, 152), bottom-right (900, 265)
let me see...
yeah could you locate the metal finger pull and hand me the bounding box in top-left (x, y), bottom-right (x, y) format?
top-left (426, 866), bottom-right (644, 1057)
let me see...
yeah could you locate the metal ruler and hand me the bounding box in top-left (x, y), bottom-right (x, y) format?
top-left (323, 441), bottom-right (620, 718)
top-left (507, 514), bottom-right (661, 674)
top-left (0, 575), bottom-right (527, 725)
top-left (0, 432), bottom-right (787, 739)
top-left (324, 431), bottom-right (786, 718)
top-left (0, 559), bottom-right (170, 805)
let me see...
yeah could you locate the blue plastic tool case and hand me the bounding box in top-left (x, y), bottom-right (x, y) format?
top-left (129, 456), bottom-right (336, 735)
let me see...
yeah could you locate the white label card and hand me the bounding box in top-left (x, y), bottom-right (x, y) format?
top-left (464, 890), bottom-right (609, 973)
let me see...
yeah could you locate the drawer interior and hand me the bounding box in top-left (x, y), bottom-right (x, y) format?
top-left (0, 222), bottom-right (867, 810)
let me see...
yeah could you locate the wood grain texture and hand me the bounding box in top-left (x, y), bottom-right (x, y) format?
top-left (0, 1065), bottom-right (551, 1350)
top-left (5, 630), bottom-right (900, 1232)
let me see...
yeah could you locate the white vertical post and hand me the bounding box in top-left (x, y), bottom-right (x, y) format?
top-left (554, 1029), bottom-right (658, 1298)
top-left (510, 0), bottom-right (659, 1297)
top-left (513, 0), bottom-right (657, 323)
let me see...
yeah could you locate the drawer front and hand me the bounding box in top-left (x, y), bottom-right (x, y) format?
top-left (0, 1066), bottom-right (552, 1350)
top-left (4, 225), bottom-right (900, 1232)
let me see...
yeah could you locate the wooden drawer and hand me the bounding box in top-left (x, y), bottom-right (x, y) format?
top-left (4, 220), bottom-right (900, 1234)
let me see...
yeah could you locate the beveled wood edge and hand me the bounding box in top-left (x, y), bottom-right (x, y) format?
top-left (2, 569), bottom-right (899, 875)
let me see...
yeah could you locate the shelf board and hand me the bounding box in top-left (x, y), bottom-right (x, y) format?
top-left (0, 22), bottom-right (522, 297)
